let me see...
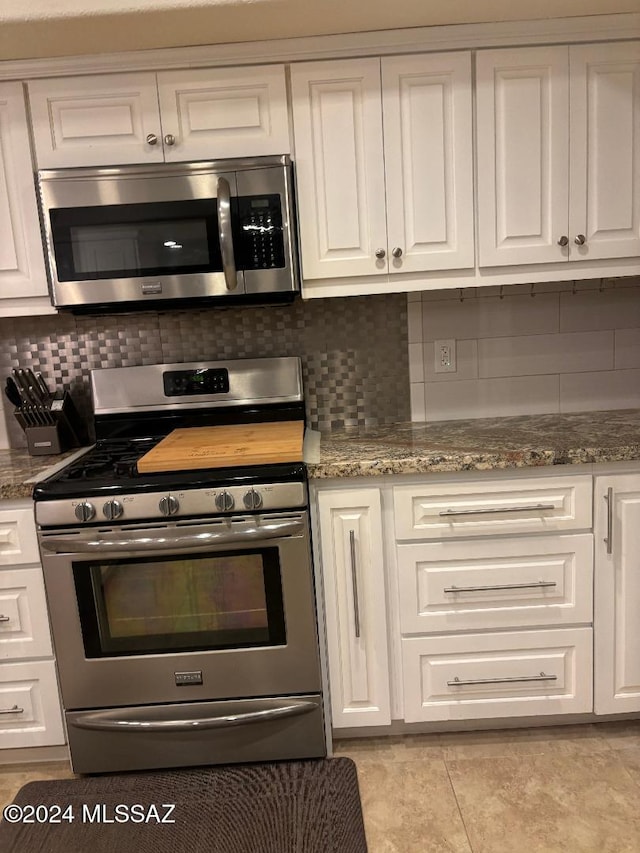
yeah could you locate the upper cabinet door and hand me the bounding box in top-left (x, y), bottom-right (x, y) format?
top-left (569, 42), bottom-right (640, 262)
top-left (382, 52), bottom-right (474, 273)
top-left (290, 58), bottom-right (388, 280)
top-left (0, 83), bottom-right (49, 303)
top-left (476, 47), bottom-right (570, 267)
top-left (28, 72), bottom-right (164, 168)
top-left (156, 65), bottom-right (290, 162)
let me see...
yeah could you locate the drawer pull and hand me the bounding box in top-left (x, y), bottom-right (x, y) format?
top-left (439, 503), bottom-right (556, 518)
top-left (604, 487), bottom-right (613, 555)
top-left (0, 705), bottom-right (24, 715)
top-left (0, 614), bottom-right (10, 622)
top-left (444, 581), bottom-right (557, 594)
top-left (448, 672), bottom-right (557, 687)
top-left (349, 529), bottom-right (361, 639)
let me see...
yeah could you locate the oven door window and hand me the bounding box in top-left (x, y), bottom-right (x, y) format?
top-left (73, 548), bottom-right (286, 658)
top-left (49, 200), bottom-right (223, 282)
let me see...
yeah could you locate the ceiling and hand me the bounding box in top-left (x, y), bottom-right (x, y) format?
top-left (0, 0), bottom-right (635, 62)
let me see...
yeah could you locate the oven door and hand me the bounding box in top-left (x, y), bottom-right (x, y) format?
top-left (39, 512), bottom-right (321, 711)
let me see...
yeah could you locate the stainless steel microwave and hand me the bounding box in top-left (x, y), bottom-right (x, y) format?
top-left (36, 155), bottom-right (299, 312)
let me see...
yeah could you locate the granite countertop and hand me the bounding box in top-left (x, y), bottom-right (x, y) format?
top-left (306, 409), bottom-right (640, 478)
top-left (2, 409), bottom-right (640, 495)
top-left (0, 448), bottom-right (89, 500)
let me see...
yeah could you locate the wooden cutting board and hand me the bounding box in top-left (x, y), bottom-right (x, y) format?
top-left (136, 421), bottom-right (305, 473)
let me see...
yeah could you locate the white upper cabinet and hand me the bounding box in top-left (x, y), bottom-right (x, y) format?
top-left (477, 42), bottom-right (640, 267)
top-left (569, 43), bottom-right (640, 262)
top-left (28, 65), bottom-right (290, 168)
top-left (0, 82), bottom-right (50, 313)
top-left (290, 52), bottom-right (474, 286)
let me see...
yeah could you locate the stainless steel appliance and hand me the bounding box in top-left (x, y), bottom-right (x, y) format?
top-left (34, 357), bottom-right (325, 774)
top-left (36, 155), bottom-right (298, 311)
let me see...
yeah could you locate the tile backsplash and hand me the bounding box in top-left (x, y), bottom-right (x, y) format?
top-left (408, 277), bottom-right (640, 421)
top-left (0, 294), bottom-right (409, 448)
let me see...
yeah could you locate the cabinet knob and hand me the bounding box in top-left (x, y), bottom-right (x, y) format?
top-left (146, 133), bottom-right (158, 146)
top-left (164, 134), bottom-right (176, 146)
top-left (574, 234), bottom-right (586, 246)
top-left (557, 235), bottom-right (569, 247)
top-left (375, 248), bottom-right (386, 260)
top-left (392, 247), bottom-right (403, 259)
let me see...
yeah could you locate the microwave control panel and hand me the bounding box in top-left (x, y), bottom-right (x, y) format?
top-left (237, 195), bottom-right (285, 270)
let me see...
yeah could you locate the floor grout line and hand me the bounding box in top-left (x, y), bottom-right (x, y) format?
top-left (444, 758), bottom-right (476, 853)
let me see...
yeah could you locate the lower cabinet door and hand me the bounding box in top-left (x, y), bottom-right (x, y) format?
top-left (0, 660), bottom-right (65, 748)
top-left (402, 627), bottom-right (592, 722)
top-left (317, 488), bottom-right (391, 728)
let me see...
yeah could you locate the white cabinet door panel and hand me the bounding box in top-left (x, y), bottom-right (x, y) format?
top-left (28, 73), bottom-right (164, 167)
top-left (317, 488), bottom-right (390, 728)
top-left (382, 52), bottom-right (474, 272)
top-left (398, 533), bottom-right (593, 634)
top-left (291, 59), bottom-right (387, 280)
top-left (476, 47), bottom-right (569, 267)
top-left (0, 567), bottom-right (52, 660)
top-left (0, 660), bottom-right (65, 748)
top-left (0, 83), bottom-right (49, 301)
top-left (402, 627), bottom-right (592, 722)
top-left (569, 43), bottom-right (640, 261)
top-left (394, 475), bottom-right (592, 541)
top-left (157, 65), bottom-right (289, 161)
top-left (594, 475), bottom-right (640, 714)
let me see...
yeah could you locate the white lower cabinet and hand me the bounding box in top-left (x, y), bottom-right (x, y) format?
top-left (402, 627), bottom-right (592, 722)
top-left (315, 470), bottom-right (597, 733)
top-left (316, 488), bottom-right (391, 728)
top-left (594, 474), bottom-right (640, 715)
top-left (0, 502), bottom-right (65, 750)
top-left (0, 660), bottom-right (65, 748)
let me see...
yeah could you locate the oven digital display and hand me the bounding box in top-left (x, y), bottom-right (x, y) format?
top-left (163, 367), bottom-right (230, 397)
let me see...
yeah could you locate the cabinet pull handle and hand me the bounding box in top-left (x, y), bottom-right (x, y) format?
top-left (574, 234), bottom-right (586, 246)
top-left (349, 529), bottom-right (361, 639)
top-left (439, 503), bottom-right (556, 517)
top-left (164, 134), bottom-right (176, 146)
top-left (0, 705), bottom-right (24, 715)
top-left (0, 614), bottom-right (10, 622)
top-left (374, 248), bottom-right (386, 260)
top-left (447, 672), bottom-right (557, 687)
top-left (145, 133), bottom-right (158, 146)
top-left (557, 235), bottom-right (569, 247)
top-left (604, 487), bottom-right (613, 555)
top-left (444, 580), bottom-right (557, 594)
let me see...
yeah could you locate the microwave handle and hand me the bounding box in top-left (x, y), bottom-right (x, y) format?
top-left (217, 176), bottom-right (238, 292)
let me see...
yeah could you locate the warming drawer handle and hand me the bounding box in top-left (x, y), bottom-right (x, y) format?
top-left (447, 672), bottom-right (557, 687)
top-left (70, 700), bottom-right (319, 733)
top-left (217, 176), bottom-right (238, 292)
top-left (439, 503), bottom-right (556, 518)
top-left (40, 519), bottom-right (304, 554)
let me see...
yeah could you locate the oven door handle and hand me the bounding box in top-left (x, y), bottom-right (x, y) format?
top-left (40, 518), bottom-right (305, 554)
top-left (69, 699), bottom-right (319, 732)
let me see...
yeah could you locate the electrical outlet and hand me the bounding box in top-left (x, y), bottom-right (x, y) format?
top-left (434, 339), bottom-right (456, 373)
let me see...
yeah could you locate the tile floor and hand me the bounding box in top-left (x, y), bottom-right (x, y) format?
top-left (2, 722), bottom-right (640, 852)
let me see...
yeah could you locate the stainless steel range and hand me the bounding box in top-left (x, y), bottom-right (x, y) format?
top-left (34, 357), bottom-right (326, 775)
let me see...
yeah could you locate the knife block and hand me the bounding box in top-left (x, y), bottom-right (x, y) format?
top-left (18, 391), bottom-right (89, 456)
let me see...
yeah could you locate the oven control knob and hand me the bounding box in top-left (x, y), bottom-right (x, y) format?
top-left (75, 501), bottom-right (96, 523)
top-left (215, 491), bottom-right (235, 512)
top-left (159, 495), bottom-right (180, 517)
top-left (103, 500), bottom-right (123, 521)
top-left (243, 489), bottom-right (263, 510)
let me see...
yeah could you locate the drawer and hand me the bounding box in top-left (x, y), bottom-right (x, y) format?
top-left (402, 627), bottom-right (592, 722)
top-left (398, 534), bottom-right (593, 634)
top-left (394, 475), bottom-right (592, 540)
top-left (0, 505), bottom-right (40, 567)
top-left (0, 567), bottom-right (53, 660)
top-left (0, 660), bottom-right (65, 748)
